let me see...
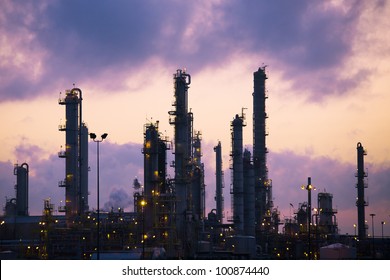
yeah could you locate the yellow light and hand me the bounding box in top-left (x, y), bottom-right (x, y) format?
top-left (140, 200), bottom-right (147, 206)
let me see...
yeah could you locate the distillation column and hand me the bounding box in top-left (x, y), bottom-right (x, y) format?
top-left (192, 131), bottom-right (205, 221)
top-left (80, 123), bottom-right (89, 212)
top-left (317, 192), bottom-right (338, 234)
top-left (58, 88), bottom-right (87, 221)
top-left (59, 89), bottom-right (80, 219)
top-left (356, 142), bottom-right (368, 240)
top-left (14, 163), bottom-right (29, 216)
top-left (168, 69), bottom-right (192, 255)
top-left (253, 67), bottom-right (271, 235)
top-left (243, 150), bottom-right (255, 236)
top-left (231, 113), bottom-right (245, 234)
top-left (143, 122), bottom-right (160, 234)
top-left (214, 141), bottom-right (224, 224)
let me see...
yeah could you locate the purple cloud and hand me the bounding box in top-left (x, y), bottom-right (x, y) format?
top-left (1, 0), bottom-right (387, 102)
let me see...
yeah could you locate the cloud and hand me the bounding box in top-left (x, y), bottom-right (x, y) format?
top-left (219, 0), bottom-right (383, 100)
top-left (2, 0), bottom-right (388, 102)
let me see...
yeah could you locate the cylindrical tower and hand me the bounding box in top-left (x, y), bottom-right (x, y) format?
top-left (214, 141), bottom-right (224, 224)
top-left (253, 67), bottom-right (270, 236)
top-left (231, 113), bottom-right (245, 234)
top-left (143, 122), bottom-right (160, 233)
top-left (318, 192), bottom-right (338, 234)
top-left (58, 87), bottom-right (88, 221)
top-left (356, 142), bottom-right (368, 240)
top-left (80, 123), bottom-right (89, 212)
top-left (243, 149), bottom-right (255, 236)
top-left (192, 131), bottom-right (205, 221)
top-left (59, 89), bottom-right (80, 220)
top-left (168, 69), bottom-right (192, 254)
top-left (14, 163), bottom-right (29, 216)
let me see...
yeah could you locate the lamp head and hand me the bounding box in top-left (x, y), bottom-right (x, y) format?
top-left (101, 133), bottom-right (108, 140)
top-left (89, 133), bottom-right (97, 140)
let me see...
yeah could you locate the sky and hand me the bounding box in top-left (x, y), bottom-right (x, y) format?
top-left (1, 0), bottom-right (390, 236)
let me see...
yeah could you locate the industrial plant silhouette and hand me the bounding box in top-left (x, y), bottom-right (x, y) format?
top-left (1, 68), bottom-right (388, 260)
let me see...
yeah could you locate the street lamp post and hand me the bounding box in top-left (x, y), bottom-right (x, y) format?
top-left (140, 199), bottom-right (147, 259)
top-left (90, 132), bottom-right (108, 260)
top-left (370, 213), bottom-right (375, 259)
top-left (381, 221), bottom-right (385, 242)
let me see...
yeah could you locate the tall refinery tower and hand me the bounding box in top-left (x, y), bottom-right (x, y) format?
top-left (214, 141), bottom-right (224, 224)
top-left (231, 113), bottom-right (245, 234)
top-left (253, 67), bottom-right (273, 236)
top-left (169, 69), bottom-right (192, 256)
top-left (58, 87), bottom-right (89, 223)
top-left (356, 142), bottom-right (368, 240)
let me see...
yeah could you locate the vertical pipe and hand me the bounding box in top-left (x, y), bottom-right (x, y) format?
top-left (76, 88), bottom-right (83, 217)
top-left (231, 114), bottom-right (245, 234)
top-left (214, 141), bottom-right (223, 224)
top-left (243, 150), bottom-right (255, 236)
top-left (253, 67), bottom-right (269, 235)
top-left (356, 142), bottom-right (367, 240)
top-left (169, 69), bottom-right (191, 256)
top-left (192, 131), bottom-right (204, 221)
top-left (80, 123), bottom-right (89, 212)
top-left (97, 140), bottom-right (100, 260)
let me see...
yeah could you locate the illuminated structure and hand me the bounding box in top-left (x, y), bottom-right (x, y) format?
top-left (317, 192), bottom-right (338, 235)
top-left (58, 88), bottom-right (89, 222)
top-left (253, 67), bottom-right (274, 237)
top-left (243, 149), bottom-right (255, 236)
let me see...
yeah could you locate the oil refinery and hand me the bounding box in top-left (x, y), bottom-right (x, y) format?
top-left (0, 68), bottom-right (389, 260)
